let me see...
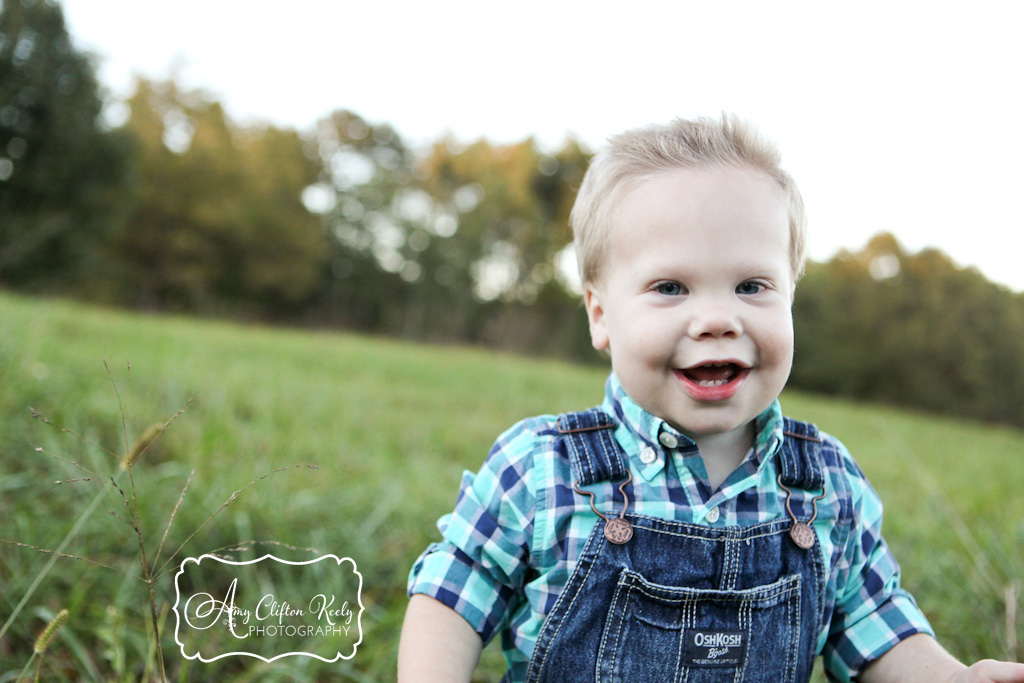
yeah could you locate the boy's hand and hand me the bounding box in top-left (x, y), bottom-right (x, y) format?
top-left (862, 634), bottom-right (1024, 683)
top-left (948, 660), bottom-right (1024, 683)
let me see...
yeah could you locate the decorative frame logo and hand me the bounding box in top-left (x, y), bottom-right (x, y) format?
top-left (172, 554), bottom-right (364, 662)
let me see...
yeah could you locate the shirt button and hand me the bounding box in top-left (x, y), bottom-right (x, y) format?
top-left (706, 506), bottom-right (721, 523)
top-left (639, 446), bottom-right (657, 465)
top-left (658, 432), bottom-right (678, 449)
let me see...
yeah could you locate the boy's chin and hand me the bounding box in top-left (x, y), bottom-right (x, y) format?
top-left (674, 419), bottom-right (756, 442)
top-left (662, 404), bottom-right (761, 443)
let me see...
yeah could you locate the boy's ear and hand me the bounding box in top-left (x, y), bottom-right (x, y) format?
top-left (583, 286), bottom-right (610, 352)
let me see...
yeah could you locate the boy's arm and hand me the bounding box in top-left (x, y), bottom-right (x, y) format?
top-left (398, 594), bottom-right (483, 683)
top-left (860, 633), bottom-right (1024, 683)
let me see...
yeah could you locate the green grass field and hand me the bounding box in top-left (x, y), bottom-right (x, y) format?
top-left (1, 290), bottom-right (1021, 681)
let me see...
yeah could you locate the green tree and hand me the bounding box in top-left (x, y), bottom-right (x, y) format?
top-left (0, 0), bottom-right (131, 288)
top-left (413, 136), bottom-right (591, 350)
top-left (419, 137), bottom-right (571, 303)
top-left (304, 123), bottom-right (595, 356)
top-left (111, 76), bottom-right (327, 314)
top-left (792, 233), bottom-right (1024, 426)
top-left (304, 109), bottom-right (423, 332)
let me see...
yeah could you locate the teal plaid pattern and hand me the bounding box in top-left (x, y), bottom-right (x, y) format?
top-left (408, 374), bottom-right (933, 682)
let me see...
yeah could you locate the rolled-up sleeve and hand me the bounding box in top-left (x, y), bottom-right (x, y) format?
top-left (408, 419), bottom-right (542, 643)
top-left (823, 453), bottom-right (935, 681)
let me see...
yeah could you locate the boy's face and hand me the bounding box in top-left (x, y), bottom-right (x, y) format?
top-left (584, 166), bottom-right (794, 443)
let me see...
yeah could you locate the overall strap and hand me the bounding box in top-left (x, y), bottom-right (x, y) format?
top-left (779, 417), bottom-right (826, 490)
top-left (556, 409), bottom-right (629, 486)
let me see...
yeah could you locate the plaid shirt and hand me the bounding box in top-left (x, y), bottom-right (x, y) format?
top-left (408, 374), bottom-right (932, 682)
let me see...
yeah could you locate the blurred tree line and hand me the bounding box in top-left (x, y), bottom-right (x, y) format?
top-left (3, 0), bottom-right (1023, 427)
top-left (791, 233), bottom-right (1024, 426)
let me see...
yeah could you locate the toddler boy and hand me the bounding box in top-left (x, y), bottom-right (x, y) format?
top-left (398, 116), bottom-right (1024, 683)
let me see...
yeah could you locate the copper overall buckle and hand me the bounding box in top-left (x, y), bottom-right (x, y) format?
top-left (573, 471), bottom-right (634, 544)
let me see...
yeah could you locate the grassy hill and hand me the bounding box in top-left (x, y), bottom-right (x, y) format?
top-left (1, 291), bottom-right (1021, 681)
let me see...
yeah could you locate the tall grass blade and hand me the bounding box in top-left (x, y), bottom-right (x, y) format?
top-left (0, 485), bottom-right (107, 642)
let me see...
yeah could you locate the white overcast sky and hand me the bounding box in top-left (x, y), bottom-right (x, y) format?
top-left (60, 0), bottom-right (1024, 292)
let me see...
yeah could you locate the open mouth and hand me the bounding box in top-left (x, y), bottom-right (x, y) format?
top-left (680, 362), bottom-right (743, 387)
top-left (675, 362), bottom-right (749, 400)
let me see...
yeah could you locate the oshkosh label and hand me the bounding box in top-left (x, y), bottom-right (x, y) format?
top-left (683, 629), bottom-right (746, 668)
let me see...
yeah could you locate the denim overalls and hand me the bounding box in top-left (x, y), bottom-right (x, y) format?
top-left (523, 408), bottom-right (834, 683)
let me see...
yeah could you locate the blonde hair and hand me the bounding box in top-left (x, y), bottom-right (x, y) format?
top-left (570, 115), bottom-right (807, 285)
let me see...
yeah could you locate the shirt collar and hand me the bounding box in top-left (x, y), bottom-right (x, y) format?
top-left (600, 373), bottom-right (785, 481)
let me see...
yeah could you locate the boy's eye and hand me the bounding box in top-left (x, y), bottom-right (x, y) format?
top-left (655, 282), bottom-right (685, 296)
top-left (736, 281), bottom-right (766, 295)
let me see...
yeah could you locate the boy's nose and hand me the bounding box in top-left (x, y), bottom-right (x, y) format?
top-left (687, 301), bottom-right (742, 339)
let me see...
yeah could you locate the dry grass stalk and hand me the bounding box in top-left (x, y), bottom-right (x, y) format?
top-left (9, 361), bottom-right (321, 681)
top-left (1007, 582), bottom-right (1019, 661)
top-left (122, 422), bottom-right (163, 470)
top-left (33, 608), bottom-right (68, 655)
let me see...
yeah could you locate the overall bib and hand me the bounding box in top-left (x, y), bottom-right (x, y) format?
top-left (524, 409), bottom-right (830, 683)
